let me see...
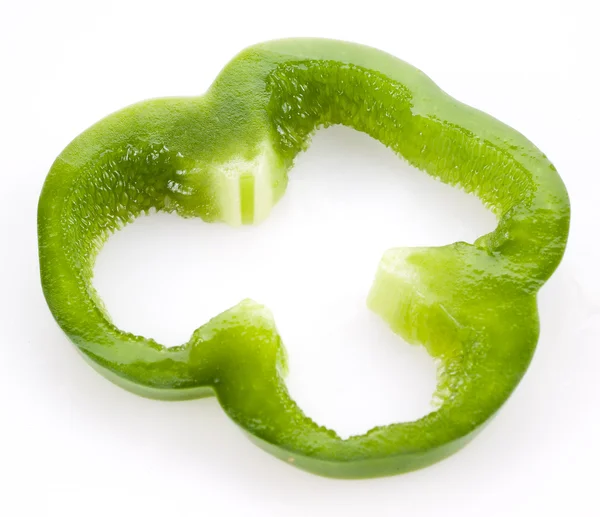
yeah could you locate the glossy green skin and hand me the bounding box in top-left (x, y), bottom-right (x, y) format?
top-left (38, 39), bottom-right (570, 478)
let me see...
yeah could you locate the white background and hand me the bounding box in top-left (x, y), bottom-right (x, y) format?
top-left (1, 1), bottom-right (599, 515)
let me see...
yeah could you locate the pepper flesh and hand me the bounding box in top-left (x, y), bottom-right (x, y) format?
top-left (38, 38), bottom-right (570, 478)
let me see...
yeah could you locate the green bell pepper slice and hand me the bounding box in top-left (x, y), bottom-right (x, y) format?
top-left (38, 38), bottom-right (570, 478)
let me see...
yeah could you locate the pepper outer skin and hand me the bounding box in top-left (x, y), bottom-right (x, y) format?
top-left (38, 39), bottom-right (570, 479)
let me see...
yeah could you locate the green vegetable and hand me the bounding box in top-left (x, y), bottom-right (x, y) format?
top-left (38, 38), bottom-right (570, 478)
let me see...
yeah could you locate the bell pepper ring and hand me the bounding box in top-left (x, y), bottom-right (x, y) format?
top-left (38, 38), bottom-right (570, 478)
